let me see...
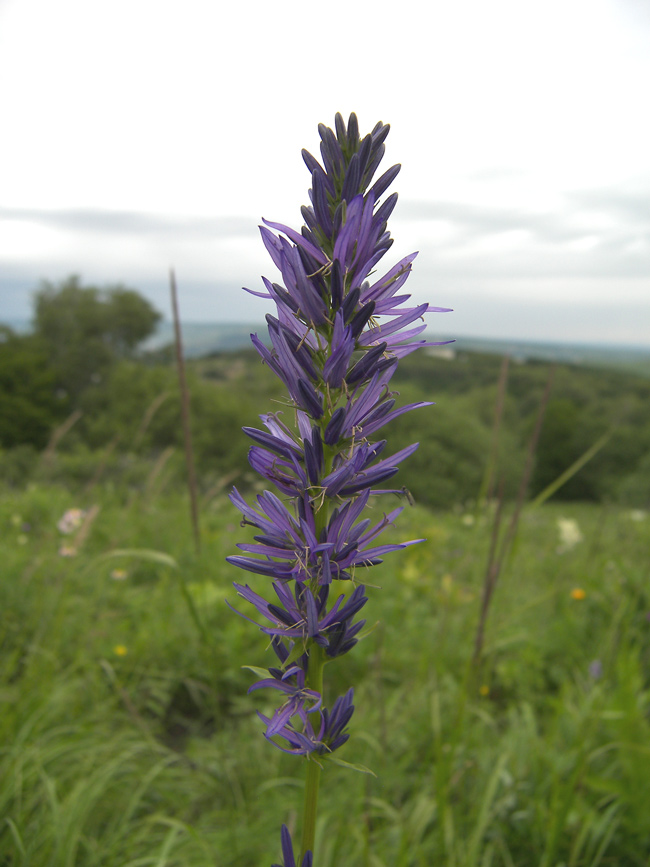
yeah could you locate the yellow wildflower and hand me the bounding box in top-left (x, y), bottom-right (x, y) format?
top-left (113, 645), bottom-right (128, 656)
top-left (570, 588), bottom-right (586, 600)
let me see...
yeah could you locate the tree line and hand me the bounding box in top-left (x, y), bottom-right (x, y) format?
top-left (1, 276), bottom-right (649, 508)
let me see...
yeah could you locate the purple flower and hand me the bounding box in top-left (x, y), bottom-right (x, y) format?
top-left (228, 487), bottom-right (423, 586)
top-left (249, 663), bottom-right (322, 737)
top-left (260, 688), bottom-right (356, 757)
top-left (231, 582), bottom-right (368, 658)
top-left (272, 825), bottom-right (312, 867)
top-left (589, 659), bottom-right (603, 680)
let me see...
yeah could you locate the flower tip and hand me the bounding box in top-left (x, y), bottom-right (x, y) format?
top-left (272, 823), bottom-right (311, 867)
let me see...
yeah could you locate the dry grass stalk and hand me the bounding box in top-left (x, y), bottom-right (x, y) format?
top-left (72, 504), bottom-right (101, 552)
top-left (472, 365), bottom-right (556, 669)
top-left (41, 409), bottom-right (83, 466)
top-left (485, 356), bottom-right (510, 503)
top-left (144, 446), bottom-right (176, 498)
top-left (84, 435), bottom-right (121, 494)
top-left (132, 391), bottom-right (170, 450)
top-left (473, 481), bottom-right (506, 667)
top-left (201, 470), bottom-right (240, 505)
top-left (170, 269), bottom-right (201, 554)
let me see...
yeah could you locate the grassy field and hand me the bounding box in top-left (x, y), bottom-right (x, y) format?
top-left (1, 479), bottom-right (649, 866)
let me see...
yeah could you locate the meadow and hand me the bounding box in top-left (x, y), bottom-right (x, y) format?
top-left (3, 281), bottom-right (650, 864)
top-left (2, 473), bottom-right (649, 866)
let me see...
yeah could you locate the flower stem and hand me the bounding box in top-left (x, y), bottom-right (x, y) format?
top-left (300, 756), bottom-right (322, 858)
top-left (300, 644), bottom-right (325, 859)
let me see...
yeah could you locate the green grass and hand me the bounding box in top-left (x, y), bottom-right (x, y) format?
top-left (1, 482), bottom-right (649, 865)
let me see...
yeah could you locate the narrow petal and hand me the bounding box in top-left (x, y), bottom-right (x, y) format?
top-left (262, 218), bottom-right (328, 265)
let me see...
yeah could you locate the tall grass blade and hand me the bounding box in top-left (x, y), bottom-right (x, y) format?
top-left (3, 817), bottom-right (26, 857)
top-left (100, 548), bottom-right (178, 569)
top-left (529, 430), bottom-right (613, 509)
top-left (465, 751), bottom-right (509, 867)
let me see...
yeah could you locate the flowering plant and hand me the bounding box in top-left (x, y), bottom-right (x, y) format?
top-left (227, 113), bottom-right (451, 864)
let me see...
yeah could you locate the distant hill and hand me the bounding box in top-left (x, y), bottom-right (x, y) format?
top-left (4, 316), bottom-right (649, 376)
top-left (142, 321), bottom-right (650, 376)
top-left (1, 318), bottom-right (31, 334)
top-left (450, 336), bottom-right (650, 376)
top-left (141, 322), bottom-right (261, 356)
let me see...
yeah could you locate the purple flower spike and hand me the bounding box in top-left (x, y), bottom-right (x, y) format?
top-left (227, 113), bottom-right (451, 855)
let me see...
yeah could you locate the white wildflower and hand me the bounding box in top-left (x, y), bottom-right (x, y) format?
top-left (57, 508), bottom-right (85, 535)
top-left (557, 517), bottom-right (583, 553)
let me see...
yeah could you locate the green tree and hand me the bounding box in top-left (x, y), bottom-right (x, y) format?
top-left (0, 327), bottom-right (68, 448)
top-left (530, 398), bottom-right (595, 500)
top-left (34, 275), bottom-right (161, 399)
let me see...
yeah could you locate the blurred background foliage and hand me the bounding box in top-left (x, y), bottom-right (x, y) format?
top-left (1, 276), bottom-right (650, 509)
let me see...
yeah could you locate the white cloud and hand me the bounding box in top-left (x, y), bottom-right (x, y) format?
top-left (0, 0), bottom-right (648, 343)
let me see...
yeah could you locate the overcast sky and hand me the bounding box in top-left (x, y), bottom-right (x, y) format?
top-left (1, 0), bottom-right (648, 345)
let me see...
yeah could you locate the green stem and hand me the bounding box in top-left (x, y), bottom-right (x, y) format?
top-left (299, 408), bottom-right (333, 859)
top-left (300, 644), bottom-right (326, 859)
